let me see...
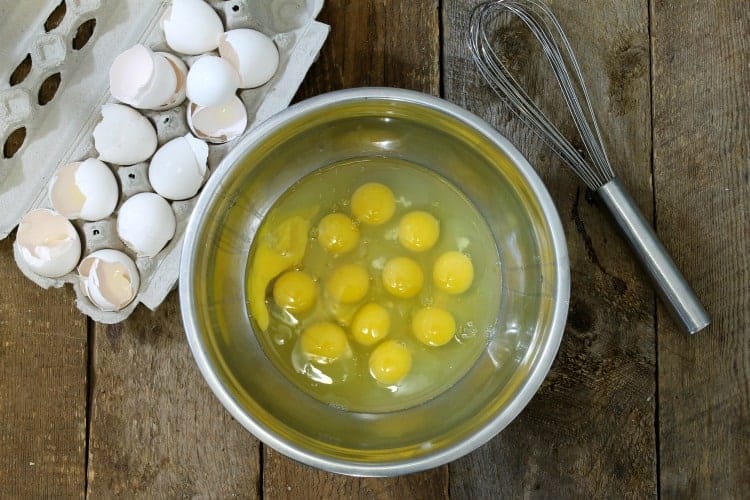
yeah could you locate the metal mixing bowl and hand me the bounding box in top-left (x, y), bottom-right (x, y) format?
top-left (179, 88), bottom-right (569, 476)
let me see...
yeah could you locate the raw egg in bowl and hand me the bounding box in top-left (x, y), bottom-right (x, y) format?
top-left (179, 88), bottom-right (569, 476)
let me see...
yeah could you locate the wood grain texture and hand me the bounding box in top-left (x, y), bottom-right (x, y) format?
top-left (263, 0), bottom-right (447, 495)
top-left (0, 236), bottom-right (87, 498)
top-left (86, 293), bottom-right (261, 497)
top-left (294, 0), bottom-right (440, 99)
top-left (652, 0), bottom-right (750, 496)
top-left (443, 0), bottom-right (656, 496)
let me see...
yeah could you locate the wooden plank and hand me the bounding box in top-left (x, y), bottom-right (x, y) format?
top-left (263, 0), bottom-right (447, 495)
top-left (443, 0), bottom-right (656, 496)
top-left (0, 236), bottom-right (87, 497)
top-left (86, 294), bottom-right (261, 497)
top-left (652, 0), bottom-right (750, 496)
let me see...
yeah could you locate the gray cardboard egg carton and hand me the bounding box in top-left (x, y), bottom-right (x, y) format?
top-left (0, 0), bottom-right (329, 323)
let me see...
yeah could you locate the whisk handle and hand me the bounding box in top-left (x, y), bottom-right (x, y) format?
top-left (597, 179), bottom-right (710, 334)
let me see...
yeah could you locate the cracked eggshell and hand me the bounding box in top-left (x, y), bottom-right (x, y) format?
top-left (187, 95), bottom-right (247, 144)
top-left (93, 104), bottom-right (158, 165)
top-left (152, 52), bottom-right (188, 110)
top-left (109, 44), bottom-right (177, 109)
top-left (15, 209), bottom-right (81, 278)
top-left (162, 0), bottom-right (224, 55)
top-left (49, 159), bottom-right (119, 221)
top-left (78, 249), bottom-right (140, 312)
top-left (186, 55), bottom-right (240, 107)
top-left (148, 133), bottom-right (209, 200)
top-left (116, 192), bottom-right (176, 257)
top-left (219, 29), bottom-right (280, 88)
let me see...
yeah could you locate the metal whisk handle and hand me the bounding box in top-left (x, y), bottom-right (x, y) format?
top-left (597, 179), bottom-right (710, 334)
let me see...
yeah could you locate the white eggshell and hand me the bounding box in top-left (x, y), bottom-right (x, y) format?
top-left (186, 96), bottom-right (247, 144)
top-left (15, 209), bottom-right (81, 278)
top-left (93, 104), bottom-right (158, 165)
top-left (148, 134), bottom-right (209, 200)
top-left (109, 44), bottom-right (153, 103)
top-left (162, 0), bottom-right (224, 55)
top-left (78, 249), bottom-right (140, 312)
top-left (152, 52), bottom-right (188, 110)
top-left (219, 29), bottom-right (280, 88)
top-left (186, 55), bottom-right (240, 107)
top-left (49, 158), bottom-right (119, 221)
top-left (116, 192), bottom-right (176, 257)
top-left (109, 45), bottom-right (177, 110)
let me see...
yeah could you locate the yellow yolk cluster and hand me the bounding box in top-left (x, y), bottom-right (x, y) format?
top-left (253, 182), bottom-right (479, 389)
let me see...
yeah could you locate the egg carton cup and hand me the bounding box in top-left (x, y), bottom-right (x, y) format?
top-left (0, 0), bottom-right (329, 323)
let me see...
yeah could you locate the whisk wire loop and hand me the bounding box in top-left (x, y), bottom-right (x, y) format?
top-left (468, 0), bottom-right (614, 189)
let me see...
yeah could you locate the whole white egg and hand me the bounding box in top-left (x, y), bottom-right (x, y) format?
top-left (148, 134), bottom-right (209, 200)
top-left (186, 96), bottom-right (247, 144)
top-left (186, 55), bottom-right (240, 107)
top-left (93, 104), bottom-right (158, 165)
top-left (117, 192), bottom-right (176, 257)
top-left (15, 208), bottom-right (81, 278)
top-left (49, 158), bottom-right (119, 221)
top-left (78, 249), bottom-right (140, 312)
top-left (219, 29), bottom-right (280, 88)
top-left (162, 0), bottom-right (224, 55)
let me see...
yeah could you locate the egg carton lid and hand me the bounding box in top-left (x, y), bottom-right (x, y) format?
top-left (0, 0), bottom-right (329, 323)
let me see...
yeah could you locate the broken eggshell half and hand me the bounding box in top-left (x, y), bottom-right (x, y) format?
top-left (93, 103), bottom-right (158, 165)
top-left (15, 209), bottom-right (82, 278)
top-left (148, 133), bottom-right (209, 200)
top-left (219, 29), bottom-right (280, 89)
top-left (48, 158), bottom-right (119, 221)
top-left (152, 52), bottom-right (188, 111)
top-left (78, 249), bottom-right (140, 312)
top-left (187, 95), bottom-right (247, 144)
top-left (116, 192), bottom-right (176, 257)
top-left (109, 44), bottom-right (178, 110)
top-left (162, 0), bottom-right (225, 55)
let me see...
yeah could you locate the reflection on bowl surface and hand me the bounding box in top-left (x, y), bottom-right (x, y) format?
top-left (180, 88), bottom-right (569, 476)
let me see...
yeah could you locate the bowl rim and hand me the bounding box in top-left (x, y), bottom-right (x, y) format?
top-left (179, 87), bottom-right (570, 476)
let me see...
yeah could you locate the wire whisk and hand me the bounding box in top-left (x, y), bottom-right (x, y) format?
top-left (468, 0), bottom-right (710, 334)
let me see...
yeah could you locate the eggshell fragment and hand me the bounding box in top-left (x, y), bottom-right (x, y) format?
top-left (117, 193), bottom-right (176, 257)
top-left (49, 159), bottom-right (119, 221)
top-left (78, 249), bottom-right (140, 312)
top-left (186, 55), bottom-right (240, 107)
top-left (162, 0), bottom-right (225, 55)
top-left (93, 104), bottom-right (158, 165)
top-left (109, 44), bottom-right (177, 109)
top-left (15, 209), bottom-right (81, 278)
top-left (148, 134), bottom-right (209, 200)
top-left (187, 96), bottom-right (247, 144)
top-left (219, 29), bottom-right (280, 88)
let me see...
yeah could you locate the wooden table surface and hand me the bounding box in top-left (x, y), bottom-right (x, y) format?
top-left (1, 0), bottom-right (748, 497)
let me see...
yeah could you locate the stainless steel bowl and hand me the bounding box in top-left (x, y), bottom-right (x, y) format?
top-left (179, 88), bottom-right (569, 476)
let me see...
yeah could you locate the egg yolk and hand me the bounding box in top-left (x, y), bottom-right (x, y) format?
top-left (398, 211), bottom-right (440, 252)
top-left (248, 215), bottom-right (310, 331)
top-left (412, 307), bottom-right (456, 346)
top-left (351, 182), bottom-right (396, 225)
top-left (272, 270), bottom-right (317, 314)
top-left (351, 303), bottom-right (390, 346)
top-left (382, 256), bottom-right (424, 298)
top-left (317, 213), bottom-right (359, 254)
top-left (368, 340), bottom-right (412, 385)
top-left (326, 264), bottom-right (370, 303)
top-left (433, 251), bottom-right (474, 294)
top-left (300, 322), bottom-right (349, 362)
